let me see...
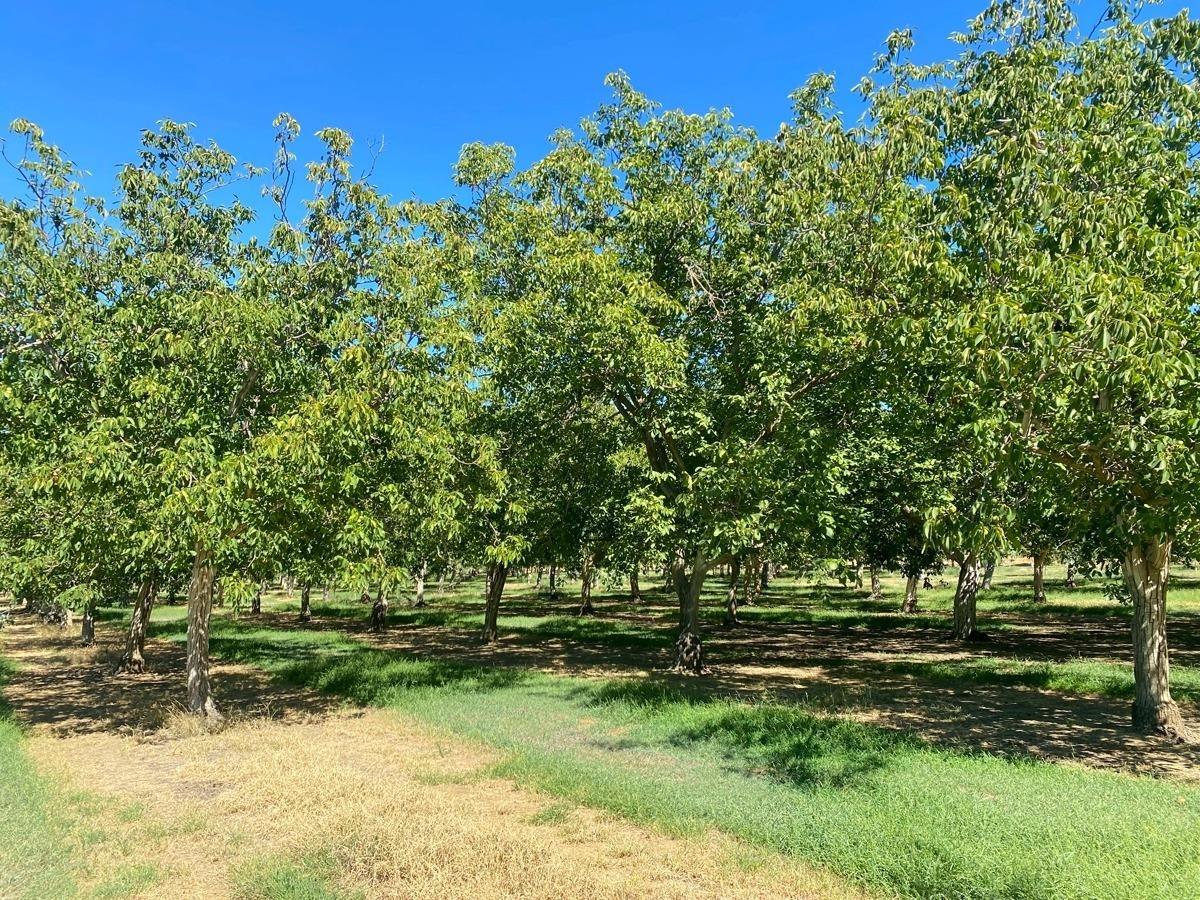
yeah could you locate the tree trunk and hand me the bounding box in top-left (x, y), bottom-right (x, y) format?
top-left (483, 561), bottom-right (508, 644)
top-left (952, 552), bottom-right (981, 643)
top-left (322, 583), bottom-right (331, 603)
top-left (724, 557), bottom-right (742, 626)
top-left (370, 584), bottom-right (388, 632)
top-left (980, 557), bottom-right (996, 590)
top-left (414, 561), bottom-right (427, 608)
top-left (548, 563), bottom-right (558, 598)
top-left (120, 577), bottom-right (156, 673)
top-left (298, 583), bottom-right (312, 623)
top-left (853, 561), bottom-right (863, 590)
top-left (759, 559), bottom-right (770, 594)
top-left (869, 565), bottom-right (882, 599)
top-left (251, 583), bottom-right (262, 615)
top-left (80, 600), bottom-right (96, 646)
top-left (1032, 553), bottom-right (1046, 603)
top-left (578, 553), bottom-right (595, 616)
top-left (1064, 560), bottom-right (1077, 589)
top-left (901, 574), bottom-right (919, 613)
top-left (1123, 537), bottom-right (1190, 741)
top-left (630, 567), bottom-right (641, 603)
top-left (186, 546), bottom-right (220, 719)
top-left (672, 548), bottom-right (708, 673)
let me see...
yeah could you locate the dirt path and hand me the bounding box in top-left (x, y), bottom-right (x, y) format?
top-left (0, 621), bottom-right (861, 899)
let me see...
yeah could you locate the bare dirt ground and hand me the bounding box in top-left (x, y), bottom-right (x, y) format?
top-left (1, 620), bottom-right (862, 899)
top-left (285, 593), bottom-right (1200, 782)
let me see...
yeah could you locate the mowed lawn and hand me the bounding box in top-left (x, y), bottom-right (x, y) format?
top-left (101, 562), bottom-right (1200, 899)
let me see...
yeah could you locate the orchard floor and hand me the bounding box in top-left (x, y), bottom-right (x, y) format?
top-left (0, 620), bottom-right (860, 899)
top-left (6, 563), bottom-right (1200, 898)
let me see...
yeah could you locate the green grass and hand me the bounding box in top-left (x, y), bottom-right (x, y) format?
top-left (163, 618), bottom-right (1200, 899)
top-left (0, 657), bottom-right (78, 899)
top-left (232, 852), bottom-right (359, 900)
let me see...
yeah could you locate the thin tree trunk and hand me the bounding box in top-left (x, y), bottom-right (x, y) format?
top-left (630, 566), bottom-right (641, 603)
top-left (1064, 560), bottom-right (1077, 589)
top-left (80, 599), bottom-right (96, 646)
top-left (724, 556), bottom-right (742, 626)
top-left (980, 557), bottom-right (996, 590)
top-left (870, 565), bottom-right (882, 599)
top-left (578, 553), bottom-right (595, 616)
top-left (1032, 552), bottom-right (1046, 603)
top-left (548, 563), bottom-right (558, 598)
top-left (952, 552), bottom-right (981, 642)
top-left (322, 583), bottom-right (331, 603)
top-left (298, 583), bottom-right (311, 623)
top-left (483, 561), bottom-right (508, 644)
top-left (251, 581), bottom-right (262, 615)
top-left (186, 546), bottom-right (220, 719)
top-left (901, 574), bottom-right (919, 613)
top-left (370, 584), bottom-right (388, 632)
top-left (414, 561), bottom-right (427, 608)
top-left (1123, 537), bottom-right (1190, 741)
top-left (759, 559), bottom-right (770, 594)
top-left (120, 577), bottom-right (156, 673)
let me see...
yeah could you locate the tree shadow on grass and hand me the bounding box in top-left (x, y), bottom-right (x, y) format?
top-left (572, 676), bottom-right (919, 791)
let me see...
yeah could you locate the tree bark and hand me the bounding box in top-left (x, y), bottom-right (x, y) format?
top-left (80, 600), bottom-right (96, 646)
top-left (724, 556), bottom-right (742, 626)
top-left (119, 577), bottom-right (156, 673)
top-left (952, 552), bottom-right (981, 642)
top-left (298, 583), bottom-right (312, 623)
top-left (251, 582), bottom-right (262, 615)
top-left (1064, 560), bottom-right (1077, 589)
top-left (672, 548), bottom-right (708, 673)
top-left (901, 574), bottom-right (919, 613)
top-left (759, 559), bottom-right (770, 594)
top-left (370, 584), bottom-right (388, 632)
top-left (186, 546), bottom-right (220, 719)
top-left (548, 563), bottom-right (558, 598)
top-left (1032, 553), bottom-right (1046, 603)
top-left (1123, 537), bottom-right (1190, 741)
top-left (577, 553), bottom-right (595, 616)
top-left (980, 557), bottom-right (996, 590)
top-left (414, 561), bottom-right (427, 608)
top-left (483, 561), bottom-right (508, 644)
top-left (630, 566), bottom-right (641, 603)
top-left (869, 565), bottom-right (882, 599)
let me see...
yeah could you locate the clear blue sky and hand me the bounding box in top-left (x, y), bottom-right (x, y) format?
top-left (0, 1), bottom-right (1188, 205)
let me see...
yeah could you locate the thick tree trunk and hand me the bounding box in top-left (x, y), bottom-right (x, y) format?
top-left (80, 600), bottom-right (96, 646)
top-left (483, 561), bottom-right (508, 644)
top-left (901, 574), bottom-right (919, 613)
top-left (1032, 553), bottom-right (1047, 603)
top-left (414, 561), bottom-right (427, 608)
top-left (1123, 537), bottom-right (1190, 741)
top-left (869, 565), bottom-right (882, 599)
top-left (119, 578), bottom-right (156, 673)
top-left (186, 547), bottom-right (220, 719)
top-left (298, 583), bottom-right (312, 623)
top-left (724, 557), bottom-right (742, 626)
top-left (952, 552), bottom-right (981, 643)
top-left (630, 567), bottom-right (641, 603)
top-left (578, 553), bottom-right (595, 616)
top-left (672, 548), bottom-right (708, 673)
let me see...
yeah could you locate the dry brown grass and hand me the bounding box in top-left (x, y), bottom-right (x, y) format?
top-left (31, 709), bottom-right (866, 899)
